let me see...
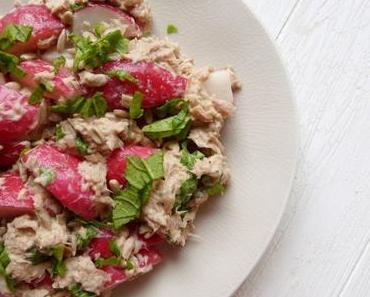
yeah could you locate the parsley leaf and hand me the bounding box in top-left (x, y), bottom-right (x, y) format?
top-left (0, 244), bottom-right (15, 292)
top-left (69, 283), bottom-right (96, 297)
top-left (0, 51), bottom-right (25, 77)
top-left (0, 24), bottom-right (32, 50)
top-left (26, 247), bottom-right (50, 265)
top-left (142, 103), bottom-right (192, 139)
top-left (51, 93), bottom-right (107, 118)
top-left (75, 137), bottom-right (88, 155)
top-left (53, 56), bottom-right (66, 73)
top-left (76, 225), bottom-right (98, 250)
top-left (95, 256), bottom-right (121, 268)
top-left (38, 167), bottom-right (56, 187)
top-left (180, 143), bottom-right (204, 170)
top-left (173, 175), bottom-right (198, 212)
top-left (112, 151), bottom-right (164, 229)
top-left (113, 186), bottom-right (142, 229)
top-left (129, 91), bottom-right (144, 119)
top-left (71, 30), bottom-right (129, 71)
top-left (155, 99), bottom-right (184, 118)
top-left (167, 24), bottom-right (178, 34)
top-left (51, 245), bottom-right (66, 277)
top-left (29, 84), bottom-right (46, 105)
top-left (106, 69), bottom-right (137, 83)
top-left (55, 125), bottom-right (65, 141)
top-left (205, 183), bottom-right (225, 196)
top-left (109, 240), bottom-right (121, 257)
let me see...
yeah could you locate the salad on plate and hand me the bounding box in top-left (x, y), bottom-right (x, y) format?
top-left (0, 0), bottom-right (239, 296)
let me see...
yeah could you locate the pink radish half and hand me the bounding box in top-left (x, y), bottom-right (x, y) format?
top-left (0, 171), bottom-right (35, 217)
top-left (0, 85), bottom-right (41, 145)
top-left (72, 4), bottom-right (141, 38)
top-left (0, 5), bottom-right (64, 54)
top-left (0, 142), bottom-right (28, 168)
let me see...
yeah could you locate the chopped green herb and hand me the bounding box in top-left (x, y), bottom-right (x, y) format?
top-left (142, 103), bottom-right (192, 139)
top-left (174, 175), bottom-right (198, 212)
top-left (106, 69), bottom-right (137, 83)
top-left (113, 186), bottom-right (142, 229)
top-left (53, 55), bottom-right (66, 73)
top-left (167, 24), bottom-right (178, 34)
top-left (155, 99), bottom-right (184, 118)
top-left (29, 82), bottom-right (54, 105)
top-left (76, 225), bottom-right (98, 250)
top-left (95, 256), bottom-right (121, 268)
top-left (109, 240), bottom-right (121, 257)
top-left (75, 137), bottom-right (88, 155)
top-left (70, 2), bottom-right (84, 12)
top-left (52, 245), bottom-right (66, 277)
top-left (71, 30), bottom-right (129, 71)
top-left (0, 51), bottom-right (25, 77)
top-left (0, 244), bottom-right (15, 292)
top-left (0, 24), bottom-right (33, 50)
top-left (38, 167), bottom-right (56, 187)
top-left (126, 259), bottom-right (134, 270)
top-left (205, 183), bottom-right (225, 196)
top-left (51, 93), bottom-right (107, 118)
top-left (112, 151), bottom-right (164, 229)
top-left (180, 143), bottom-right (204, 170)
top-left (55, 125), bottom-right (65, 141)
top-left (94, 23), bottom-right (106, 38)
top-left (129, 91), bottom-right (144, 119)
top-left (69, 283), bottom-right (96, 297)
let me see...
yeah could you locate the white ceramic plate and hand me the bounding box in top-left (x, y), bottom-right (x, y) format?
top-left (0, 0), bottom-right (298, 296)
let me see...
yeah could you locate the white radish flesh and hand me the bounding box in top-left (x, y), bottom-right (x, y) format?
top-left (204, 70), bottom-right (234, 103)
top-left (72, 4), bottom-right (141, 38)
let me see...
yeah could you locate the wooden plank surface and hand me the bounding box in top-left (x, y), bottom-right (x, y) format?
top-left (236, 0), bottom-right (370, 296)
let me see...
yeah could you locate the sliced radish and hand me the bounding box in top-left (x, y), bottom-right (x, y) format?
top-left (0, 142), bottom-right (28, 168)
top-left (204, 70), bottom-right (234, 103)
top-left (0, 5), bottom-right (64, 54)
top-left (72, 4), bottom-right (141, 38)
top-left (0, 171), bottom-right (35, 217)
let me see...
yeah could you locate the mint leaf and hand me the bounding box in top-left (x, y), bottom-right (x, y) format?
top-left (144, 151), bottom-right (165, 180)
top-left (91, 92), bottom-right (107, 117)
top-left (26, 247), bottom-right (50, 265)
top-left (109, 240), bottom-right (121, 257)
top-left (129, 91), bottom-right (143, 119)
top-left (167, 24), bottom-right (178, 34)
top-left (38, 167), bottom-right (56, 186)
top-left (180, 143), bottom-right (204, 170)
top-left (173, 175), bottom-right (198, 211)
top-left (55, 125), bottom-right (65, 141)
top-left (142, 103), bottom-right (192, 139)
top-left (0, 24), bottom-right (32, 50)
top-left (113, 186), bottom-right (142, 229)
top-left (125, 156), bottom-right (153, 190)
top-left (155, 99), bottom-right (184, 118)
top-left (52, 245), bottom-right (66, 277)
top-left (53, 56), bottom-right (66, 73)
top-left (71, 30), bottom-right (129, 71)
top-left (70, 3), bottom-right (84, 12)
top-left (205, 183), bottom-right (225, 196)
top-left (94, 23), bottom-right (106, 38)
top-left (76, 225), bottom-right (98, 250)
top-left (69, 283), bottom-right (96, 297)
top-left (0, 244), bottom-right (15, 292)
top-left (95, 256), bottom-right (121, 268)
top-left (75, 137), bottom-right (88, 155)
top-left (29, 82), bottom-right (54, 105)
top-left (0, 51), bottom-right (25, 77)
top-left (106, 69), bottom-right (137, 83)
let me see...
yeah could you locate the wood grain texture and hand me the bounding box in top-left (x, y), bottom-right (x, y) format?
top-left (236, 0), bottom-right (370, 296)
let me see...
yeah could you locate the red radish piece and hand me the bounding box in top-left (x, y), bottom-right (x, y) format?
top-left (72, 4), bottom-right (141, 38)
top-left (14, 59), bottom-right (80, 100)
top-left (0, 85), bottom-right (41, 145)
top-left (101, 60), bottom-right (187, 109)
top-left (107, 145), bottom-right (156, 187)
top-left (0, 5), bottom-right (64, 54)
top-left (88, 229), bottom-right (115, 260)
top-left (102, 266), bottom-right (127, 288)
top-left (102, 247), bottom-right (162, 289)
top-left (0, 142), bottom-right (28, 167)
top-left (29, 273), bottom-right (53, 289)
top-left (22, 144), bottom-right (97, 220)
top-left (0, 171), bottom-right (34, 217)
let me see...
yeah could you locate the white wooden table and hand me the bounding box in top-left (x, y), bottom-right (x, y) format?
top-left (235, 0), bottom-right (370, 296)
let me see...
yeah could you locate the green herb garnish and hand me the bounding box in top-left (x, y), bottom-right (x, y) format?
top-left (55, 125), bottom-right (65, 141)
top-left (70, 3), bottom-right (84, 12)
top-left (173, 175), bottom-right (198, 212)
top-left (106, 69), bottom-right (137, 83)
top-left (69, 283), bottom-right (96, 297)
top-left (76, 225), bottom-right (98, 250)
top-left (0, 24), bottom-right (32, 50)
top-left (75, 137), bottom-right (88, 155)
top-left (109, 240), bottom-right (121, 257)
top-left (167, 24), bottom-right (178, 34)
top-left (129, 91), bottom-right (144, 119)
top-left (53, 56), bottom-right (66, 73)
top-left (142, 103), bottom-right (192, 140)
top-left (205, 183), bottom-right (225, 196)
top-left (38, 167), bottom-right (56, 187)
top-left (0, 51), bottom-right (25, 77)
top-left (95, 257), bottom-right (121, 268)
top-left (180, 143), bottom-right (204, 170)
